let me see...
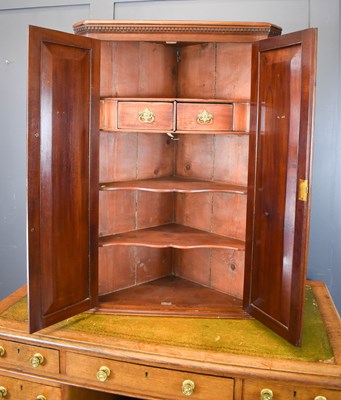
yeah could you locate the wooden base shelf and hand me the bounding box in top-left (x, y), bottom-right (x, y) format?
top-left (100, 176), bottom-right (247, 194)
top-left (98, 276), bottom-right (249, 318)
top-left (99, 223), bottom-right (245, 250)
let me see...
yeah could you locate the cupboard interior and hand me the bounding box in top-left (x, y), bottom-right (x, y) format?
top-left (97, 39), bottom-right (252, 317)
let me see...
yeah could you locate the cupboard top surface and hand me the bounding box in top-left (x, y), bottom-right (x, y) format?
top-left (73, 20), bottom-right (282, 41)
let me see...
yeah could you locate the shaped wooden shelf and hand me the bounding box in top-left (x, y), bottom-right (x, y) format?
top-left (100, 177), bottom-right (247, 194)
top-left (99, 223), bottom-right (245, 250)
top-left (98, 275), bottom-right (249, 318)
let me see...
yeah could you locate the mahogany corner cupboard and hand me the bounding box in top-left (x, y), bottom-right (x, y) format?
top-left (27, 20), bottom-right (317, 346)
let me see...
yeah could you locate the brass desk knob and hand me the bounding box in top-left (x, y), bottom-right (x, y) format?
top-left (196, 109), bottom-right (213, 125)
top-left (260, 388), bottom-right (273, 400)
top-left (138, 107), bottom-right (155, 124)
top-left (96, 366), bottom-right (111, 382)
top-left (182, 379), bottom-right (195, 396)
top-left (0, 386), bottom-right (7, 399)
top-left (314, 397), bottom-right (327, 400)
top-left (0, 346), bottom-right (5, 357)
top-left (30, 353), bottom-right (44, 368)
top-left (36, 396), bottom-right (47, 400)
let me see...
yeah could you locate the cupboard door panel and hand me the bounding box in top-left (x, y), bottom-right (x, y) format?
top-left (27, 26), bottom-right (100, 332)
top-left (244, 29), bottom-right (317, 345)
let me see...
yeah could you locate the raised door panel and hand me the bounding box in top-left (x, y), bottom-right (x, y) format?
top-left (244, 29), bottom-right (317, 345)
top-left (27, 26), bottom-right (100, 332)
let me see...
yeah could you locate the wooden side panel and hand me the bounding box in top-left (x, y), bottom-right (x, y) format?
top-left (99, 131), bottom-right (138, 182)
top-left (100, 41), bottom-right (177, 98)
top-left (27, 26), bottom-right (100, 332)
top-left (99, 191), bottom-right (174, 236)
top-left (178, 43), bottom-right (216, 98)
top-left (174, 192), bottom-right (246, 241)
top-left (244, 29), bottom-right (317, 345)
top-left (214, 135), bottom-right (249, 186)
top-left (174, 248), bottom-right (244, 299)
top-left (216, 43), bottom-right (252, 100)
top-left (99, 132), bottom-right (175, 183)
top-left (99, 247), bottom-right (172, 294)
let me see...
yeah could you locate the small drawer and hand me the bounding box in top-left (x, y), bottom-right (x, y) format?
top-left (177, 102), bottom-right (233, 131)
top-left (118, 101), bottom-right (174, 131)
top-left (66, 352), bottom-right (234, 400)
top-left (243, 379), bottom-right (341, 400)
top-left (0, 339), bottom-right (59, 375)
top-left (0, 374), bottom-right (62, 400)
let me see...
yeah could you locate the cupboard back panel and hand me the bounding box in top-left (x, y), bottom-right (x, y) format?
top-left (98, 247), bottom-right (244, 298)
top-left (136, 132), bottom-right (175, 179)
top-left (99, 132), bottom-right (175, 183)
top-left (99, 246), bottom-right (173, 294)
top-left (178, 43), bottom-right (252, 100)
top-left (99, 131), bottom-right (138, 182)
top-left (100, 41), bottom-right (177, 98)
top-left (99, 191), bottom-right (246, 240)
top-left (177, 43), bottom-right (216, 98)
top-left (215, 43), bottom-right (252, 100)
top-left (175, 192), bottom-right (246, 240)
top-left (99, 191), bottom-right (175, 236)
top-left (174, 248), bottom-right (244, 298)
top-left (176, 134), bottom-right (249, 186)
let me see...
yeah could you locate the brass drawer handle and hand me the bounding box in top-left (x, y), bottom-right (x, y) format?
top-left (260, 388), bottom-right (273, 400)
top-left (138, 107), bottom-right (155, 124)
top-left (96, 366), bottom-right (111, 382)
top-left (30, 353), bottom-right (44, 368)
top-left (182, 379), bottom-right (195, 396)
top-left (0, 386), bottom-right (7, 399)
top-left (196, 109), bottom-right (213, 125)
top-left (314, 397), bottom-right (327, 400)
top-left (36, 396), bottom-right (47, 400)
top-left (0, 346), bottom-right (5, 357)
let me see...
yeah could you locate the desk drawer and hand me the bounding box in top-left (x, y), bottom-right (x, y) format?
top-left (66, 352), bottom-right (234, 400)
top-left (0, 374), bottom-right (61, 400)
top-left (0, 339), bottom-right (59, 375)
top-left (177, 102), bottom-right (233, 131)
top-left (118, 101), bottom-right (174, 131)
top-left (243, 379), bottom-right (341, 400)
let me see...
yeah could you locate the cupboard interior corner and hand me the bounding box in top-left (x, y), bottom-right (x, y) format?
top-left (96, 37), bottom-right (253, 317)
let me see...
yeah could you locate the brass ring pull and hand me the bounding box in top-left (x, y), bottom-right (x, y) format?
top-left (0, 346), bottom-right (5, 357)
top-left (30, 353), bottom-right (44, 368)
top-left (138, 107), bottom-right (155, 124)
top-left (260, 388), bottom-right (273, 400)
top-left (196, 109), bottom-right (213, 125)
top-left (181, 379), bottom-right (195, 396)
top-left (0, 386), bottom-right (7, 399)
top-left (36, 396), bottom-right (47, 400)
top-left (96, 366), bottom-right (111, 382)
top-left (314, 397), bottom-right (327, 400)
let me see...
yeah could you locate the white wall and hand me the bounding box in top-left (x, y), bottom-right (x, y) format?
top-left (0, 0), bottom-right (340, 313)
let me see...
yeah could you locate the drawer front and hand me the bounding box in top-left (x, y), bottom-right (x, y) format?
top-left (177, 103), bottom-right (233, 131)
top-left (118, 101), bottom-right (174, 131)
top-left (0, 374), bottom-right (61, 400)
top-left (0, 339), bottom-right (59, 374)
top-left (243, 379), bottom-right (341, 400)
top-left (66, 352), bottom-right (234, 400)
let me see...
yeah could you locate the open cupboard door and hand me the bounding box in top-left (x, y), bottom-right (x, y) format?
top-left (244, 29), bottom-right (317, 345)
top-left (27, 26), bottom-right (100, 333)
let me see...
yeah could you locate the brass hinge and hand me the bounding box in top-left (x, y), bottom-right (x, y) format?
top-left (298, 179), bottom-right (309, 202)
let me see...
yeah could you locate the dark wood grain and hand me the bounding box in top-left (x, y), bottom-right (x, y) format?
top-left (27, 26), bottom-right (100, 333)
top-left (244, 29), bottom-right (317, 346)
